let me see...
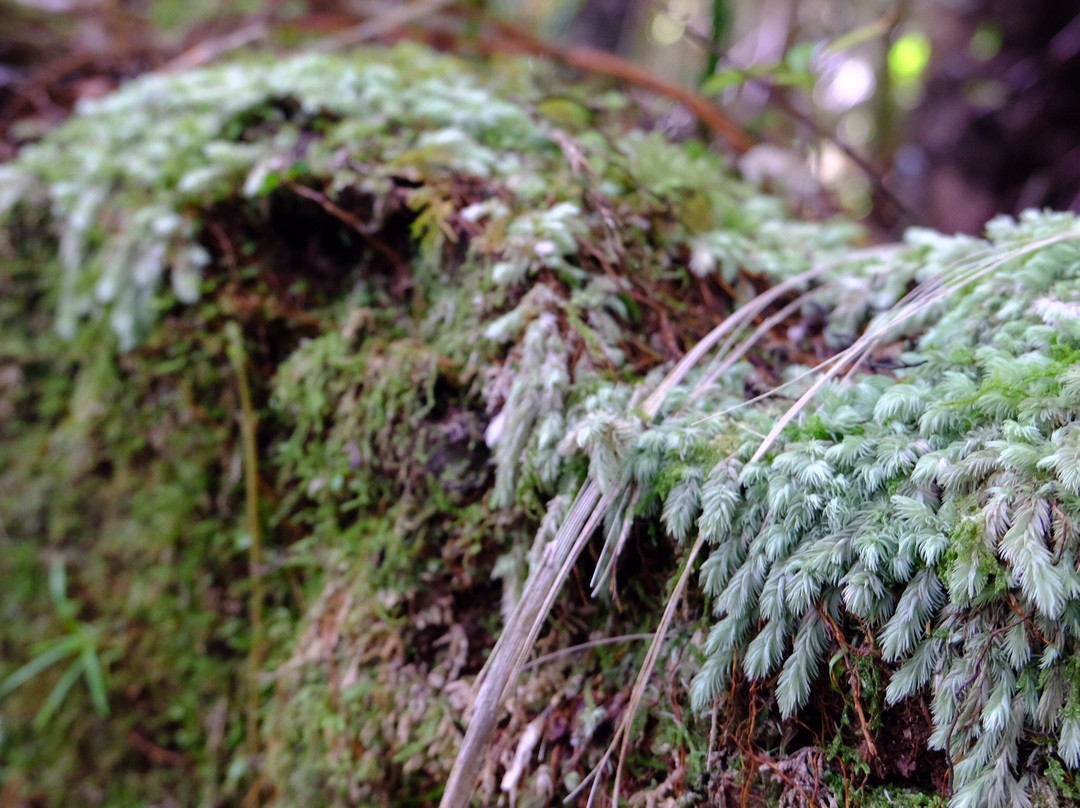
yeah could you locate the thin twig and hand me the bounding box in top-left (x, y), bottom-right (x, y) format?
top-left (158, 22), bottom-right (270, 73)
top-left (819, 609), bottom-right (879, 762)
top-left (520, 632), bottom-right (669, 671)
top-left (483, 15), bottom-right (754, 154)
top-left (283, 180), bottom-right (411, 276)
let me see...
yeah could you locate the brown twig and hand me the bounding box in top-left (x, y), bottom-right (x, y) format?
top-left (820, 608), bottom-right (879, 763)
top-left (282, 180), bottom-right (411, 278)
top-left (1005, 593), bottom-right (1049, 645)
top-left (480, 15), bottom-right (754, 154)
top-left (315, 0), bottom-right (459, 51)
top-left (128, 729), bottom-right (187, 767)
top-left (207, 219), bottom-right (240, 283)
top-left (158, 22), bottom-right (270, 73)
top-left (0, 770), bottom-right (25, 808)
top-left (755, 752), bottom-right (823, 808)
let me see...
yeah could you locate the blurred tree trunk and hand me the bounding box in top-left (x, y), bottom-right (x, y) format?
top-left (567, 0), bottom-right (635, 52)
top-left (898, 0), bottom-right (1080, 233)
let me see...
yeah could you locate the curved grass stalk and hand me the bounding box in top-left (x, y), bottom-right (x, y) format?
top-left (520, 632), bottom-right (666, 672)
top-left (590, 486), bottom-right (641, 597)
top-left (564, 533), bottom-right (709, 807)
top-left (610, 532), bottom-right (708, 804)
top-left (588, 483), bottom-right (637, 594)
top-left (750, 228), bottom-right (1080, 463)
top-left (440, 480), bottom-right (605, 808)
top-left (688, 289), bottom-right (818, 403)
top-left (639, 257), bottom-right (866, 418)
top-left (226, 322), bottom-right (266, 783)
top-left (698, 230), bottom-right (1078, 426)
top-left (840, 230), bottom-right (1079, 381)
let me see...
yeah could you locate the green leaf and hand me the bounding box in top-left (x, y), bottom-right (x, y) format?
top-left (701, 70), bottom-right (748, 95)
top-left (48, 561), bottom-right (78, 624)
top-left (32, 662), bottom-right (83, 731)
top-left (783, 42), bottom-right (816, 73)
top-left (888, 32), bottom-right (932, 85)
top-left (0, 635), bottom-right (83, 700)
top-left (80, 645), bottom-right (110, 716)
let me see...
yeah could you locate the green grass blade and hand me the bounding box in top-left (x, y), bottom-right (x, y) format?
top-left (80, 645), bottom-right (109, 716)
top-left (0, 635), bottom-right (82, 700)
top-left (32, 661), bottom-right (83, 730)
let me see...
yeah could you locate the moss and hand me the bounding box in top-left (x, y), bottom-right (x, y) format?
top-left (5, 40), bottom-right (1080, 808)
top-left (861, 787), bottom-right (947, 807)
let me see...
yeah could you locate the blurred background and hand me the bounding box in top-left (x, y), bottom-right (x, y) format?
top-left (2, 0), bottom-right (1078, 236)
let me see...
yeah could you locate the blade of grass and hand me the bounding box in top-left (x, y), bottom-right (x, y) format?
top-left (750, 229), bottom-right (1080, 463)
top-left (441, 481), bottom-right (604, 808)
top-left (639, 259), bottom-right (845, 418)
top-left (80, 644), bottom-right (109, 716)
top-left (589, 483), bottom-right (636, 594)
top-left (226, 321), bottom-right (265, 785)
top-left (0, 635), bottom-right (83, 700)
top-left (611, 533), bottom-right (708, 800)
top-left (32, 661), bottom-right (83, 730)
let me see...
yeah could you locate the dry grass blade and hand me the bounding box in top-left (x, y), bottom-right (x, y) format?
top-left (688, 289), bottom-right (818, 404)
top-left (439, 480), bottom-right (605, 808)
top-left (750, 228), bottom-right (1080, 463)
top-left (841, 232), bottom-right (1076, 382)
top-left (697, 231), bottom-right (1075, 427)
top-left (444, 252), bottom-right (884, 808)
top-left (610, 532), bottom-right (707, 804)
top-left (590, 486), bottom-right (641, 597)
top-left (159, 23), bottom-right (270, 73)
top-left (639, 259), bottom-right (847, 418)
top-left (521, 633), bottom-right (662, 672)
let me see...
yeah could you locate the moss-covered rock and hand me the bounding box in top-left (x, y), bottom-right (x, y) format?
top-left (2, 42), bottom-right (1080, 808)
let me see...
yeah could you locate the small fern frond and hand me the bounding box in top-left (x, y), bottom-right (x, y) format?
top-left (880, 568), bottom-right (945, 662)
top-left (999, 499), bottom-right (1065, 619)
top-left (742, 618), bottom-right (788, 680)
top-left (776, 610), bottom-right (828, 717)
top-left (1059, 713), bottom-right (1080, 768)
top-left (661, 466), bottom-right (703, 543)
top-left (886, 635), bottom-right (943, 705)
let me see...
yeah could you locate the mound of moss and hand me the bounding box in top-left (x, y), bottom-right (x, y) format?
top-left (1, 43), bottom-right (1079, 808)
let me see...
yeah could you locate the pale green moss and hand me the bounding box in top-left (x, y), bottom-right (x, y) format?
top-left (5, 41), bottom-right (1080, 808)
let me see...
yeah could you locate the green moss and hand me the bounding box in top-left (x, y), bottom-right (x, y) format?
top-left (5, 39), bottom-right (1080, 808)
top-left (861, 787), bottom-right (947, 807)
